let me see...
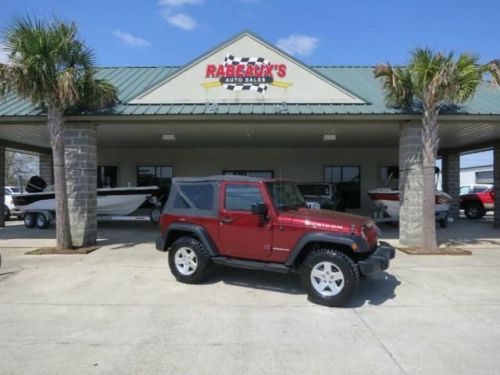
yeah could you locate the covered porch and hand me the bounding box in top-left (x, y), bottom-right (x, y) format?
top-left (1, 116), bottom-right (499, 246)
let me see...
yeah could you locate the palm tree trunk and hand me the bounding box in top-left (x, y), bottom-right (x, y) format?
top-left (421, 108), bottom-right (439, 249)
top-left (47, 106), bottom-right (73, 250)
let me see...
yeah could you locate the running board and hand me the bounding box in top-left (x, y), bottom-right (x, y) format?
top-left (211, 257), bottom-right (291, 274)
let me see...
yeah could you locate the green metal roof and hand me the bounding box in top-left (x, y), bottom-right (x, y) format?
top-left (2, 65), bottom-right (500, 118)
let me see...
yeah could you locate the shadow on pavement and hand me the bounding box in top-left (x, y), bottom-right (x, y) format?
top-left (346, 272), bottom-right (400, 307)
top-left (378, 216), bottom-right (500, 247)
top-left (0, 220), bottom-right (56, 240)
top-left (0, 221), bottom-right (158, 248)
top-left (204, 266), bottom-right (401, 307)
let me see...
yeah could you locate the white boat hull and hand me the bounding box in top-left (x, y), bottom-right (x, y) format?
top-left (12, 187), bottom-right (159, 217)
top-left (368, 188), bottom-right (452, 221)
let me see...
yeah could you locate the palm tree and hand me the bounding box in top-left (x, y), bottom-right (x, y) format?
top-left (374, 48), bottom-right (500, 249)
top-left (0, 17), bottom-right (116, 249)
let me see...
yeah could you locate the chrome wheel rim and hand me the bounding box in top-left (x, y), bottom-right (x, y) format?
top-left (25, 214), bottom-right (33, 226)
top-left (36, 215), bottom-right (45, 226)
top-left (468, 207), bottom-right (479, 217)
top-left (174, 247), bottom-right (198, 276)
top-left (310, 261), bottom-right (344, 297)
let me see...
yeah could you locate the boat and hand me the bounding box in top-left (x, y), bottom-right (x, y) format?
top-left (367, 188), bottom-right (453, 222)
top-left (12, 176), bottom-right (160, 217)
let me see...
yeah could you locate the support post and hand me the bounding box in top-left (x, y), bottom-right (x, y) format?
top-left (399, 122), bottom-right (424, 246)
top-left (39, 153), bottom-right (54, 185)
top-left (0, 145), bottom-right (5, 227)
top-left (64, 123), bottom-right (97, 247)
top-left (441, 152), bottom-right (460, 219)
top-left (494, 145), bottom-right (500, 228)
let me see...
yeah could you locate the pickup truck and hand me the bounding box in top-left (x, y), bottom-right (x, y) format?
top-left (156, 176), bottom-right (395, 307)
top-left (460, 184), bottom-right (495, 219)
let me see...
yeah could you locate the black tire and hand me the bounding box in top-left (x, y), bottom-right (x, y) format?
top-left (301, 249), bottom-right (359, 307)
top-left (168, 236), bottom-right (211, 284)
top-left (24, 212), bottom-right (36, 228)
top-left (4, 205), bottom-right (11, 221)
top-left (35, 213), bottom-right (50, 229)
top-left (464, 202), bottom-right (485, 219)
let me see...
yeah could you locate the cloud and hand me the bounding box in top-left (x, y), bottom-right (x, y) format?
top-left (0, 43), bottom-right (8, 64)
top-left (276, 34), bottom-right (319, 56)
top-left (162, 11), bottom-right (197, 31)
top-left (112, 30), bottom-right (150, 47)
top-left (158, 0), bottom-right (203, 6)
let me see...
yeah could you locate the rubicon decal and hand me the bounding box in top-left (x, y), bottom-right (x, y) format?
top-left (201, 54), bottom-right (293, 93)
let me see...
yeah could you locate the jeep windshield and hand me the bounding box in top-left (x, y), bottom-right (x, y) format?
top-left (266, 181), bottom-right (306, 211)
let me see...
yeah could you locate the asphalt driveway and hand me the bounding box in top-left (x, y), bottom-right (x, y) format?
top-left (1, 221), bottom-right (500, 374)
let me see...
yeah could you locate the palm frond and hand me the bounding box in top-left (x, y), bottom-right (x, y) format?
top-left (374, 63), bottom-right (414, 109)
top-left (70, 71), bottom-right (117, 112)
top-left (0, 15), bottom-right (116, 112)
top-left (482, 59), bottom-right (500, 87)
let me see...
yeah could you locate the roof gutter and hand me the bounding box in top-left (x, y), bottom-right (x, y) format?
top-left (2, 113), bottom-right (500, 124)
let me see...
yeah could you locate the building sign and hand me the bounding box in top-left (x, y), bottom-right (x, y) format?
top-left (201, 54), bottom-right (293, 93)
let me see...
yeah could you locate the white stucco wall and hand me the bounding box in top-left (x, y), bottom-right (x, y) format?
top-left (98, 147), bottom-right (398, 214)
top-left (460, 166), bottom-right (494, 186)
top-left (131, 34), bottom-right (363, 104)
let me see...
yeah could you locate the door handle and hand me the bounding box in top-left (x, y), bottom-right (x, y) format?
top-left (220, 217), bottom-right (234, 224)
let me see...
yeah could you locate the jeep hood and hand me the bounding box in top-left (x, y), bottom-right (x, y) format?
top-left (278, 207), bottom-right (370, 231)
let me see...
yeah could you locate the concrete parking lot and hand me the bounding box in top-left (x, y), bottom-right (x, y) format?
top-left (1, 220), bottom-right (500, 374)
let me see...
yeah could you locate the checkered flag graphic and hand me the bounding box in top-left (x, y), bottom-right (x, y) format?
top-left (223, 54), bottom-right (270, 93)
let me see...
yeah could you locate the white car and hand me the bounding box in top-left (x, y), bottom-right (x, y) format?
top-left (4, 186), bottom-right (23, 220)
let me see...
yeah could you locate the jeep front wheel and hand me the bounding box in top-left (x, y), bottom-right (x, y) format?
top-left (168, 236), bottom-right (211, 284)
top-left (301, 249), bottom-right (359, 307)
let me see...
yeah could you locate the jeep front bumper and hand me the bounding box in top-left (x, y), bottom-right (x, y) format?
top-left (357, 242), bottom-right (395, 276)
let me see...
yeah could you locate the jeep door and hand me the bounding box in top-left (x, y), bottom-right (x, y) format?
top-left (218, 182), bottom-right (272, 259)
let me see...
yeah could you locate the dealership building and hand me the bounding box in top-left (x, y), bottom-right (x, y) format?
top-left (1, 31), bottom-right (499, 246)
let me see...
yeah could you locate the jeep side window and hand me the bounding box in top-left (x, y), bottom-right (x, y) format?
top-left (225, 184), bottom-right (263, 211)
top-left (173, 183), bottom-right (214, 210)
top-left (181, 184), bottom-right (214, 210)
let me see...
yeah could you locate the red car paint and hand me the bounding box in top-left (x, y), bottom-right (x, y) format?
top-left (159, 179), bottom-right (378, 262)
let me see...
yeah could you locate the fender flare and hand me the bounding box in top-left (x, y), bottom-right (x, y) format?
top-left (164, 222), bottom-right (219, 256)
top-left (284, 232), bottom-right (367, 267)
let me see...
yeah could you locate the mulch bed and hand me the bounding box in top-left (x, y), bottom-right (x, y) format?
top-left (25, 246), bottom-right (100, 255)
top-left (396, 246), bottom-right (471, 255)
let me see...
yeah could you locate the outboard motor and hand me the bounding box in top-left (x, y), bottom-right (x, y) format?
top-left (26, 176), bottom-right (47, 193)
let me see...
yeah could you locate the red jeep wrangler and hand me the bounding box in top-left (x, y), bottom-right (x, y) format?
top-left (156, 176), bottom-right (395, 307)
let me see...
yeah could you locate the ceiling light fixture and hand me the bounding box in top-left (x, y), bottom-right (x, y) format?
top-left (162, 134), bottom-right (176, 141)
top-left (323, 134), bottom-right (336, 141)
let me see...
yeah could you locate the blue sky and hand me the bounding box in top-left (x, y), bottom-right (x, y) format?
top-left (1, 0), bottom-right (500, 67)
top-left (0, 0), bottom-right (496, 167)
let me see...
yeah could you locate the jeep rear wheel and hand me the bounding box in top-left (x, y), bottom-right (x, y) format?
top-left (464, 202), bottom-right (485, 219)
top-left (301, 249), bottom-right (359, 307)
top-left (168, 236), bottom-right (211, 284)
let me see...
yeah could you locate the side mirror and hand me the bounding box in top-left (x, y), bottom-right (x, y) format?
top-left (251, 202), bottom-right (268, 217)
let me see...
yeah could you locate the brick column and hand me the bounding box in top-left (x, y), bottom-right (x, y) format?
top-left (64, 123), bottom-right (97, 247)
top-left (0, 146), bottom-right (5, 227)
top-left (441, 152), bottom-right (460, 219)
top-left (494, 145), bottom-right (500, 228)
top-left (38, 153), bottom-right (54, 185)
top-left (399, 122), bottom-right (424, 246)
